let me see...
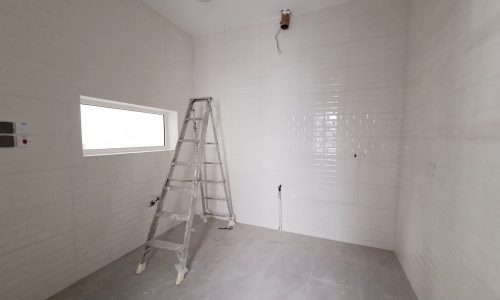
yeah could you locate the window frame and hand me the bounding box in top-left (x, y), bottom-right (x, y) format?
top-left (80, 95), bottom-right (178, 157)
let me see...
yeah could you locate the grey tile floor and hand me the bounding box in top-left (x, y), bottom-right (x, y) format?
top-left (50, 219), bottom-right (417, 300)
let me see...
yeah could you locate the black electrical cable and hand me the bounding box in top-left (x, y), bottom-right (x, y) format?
top-left (275, 28), bottom-right (282, 54)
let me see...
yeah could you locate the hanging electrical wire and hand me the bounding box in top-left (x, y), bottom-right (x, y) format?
top-left (275, 28), bottom-right (282, 54)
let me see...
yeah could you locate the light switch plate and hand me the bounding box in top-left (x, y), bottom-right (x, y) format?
top-left (15, 122), bottom-right (28, 134)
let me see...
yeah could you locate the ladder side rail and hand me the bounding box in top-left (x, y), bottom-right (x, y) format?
top-left (201, 146), bottom-right (209, 219)
top-left (137, 100), bottom-right (195, 273)
top-left (207, 103), bottom-right (235, 220)
top-left (150, 100), bottom-right (194, 237)
top-left (200, 101), bottom-right (210, 220)
top-left (191, 113), bottom-right (208, 221)
top-left (200, 101), bottom-right (211, 220)
top-left (176, 106), bottom-right (211, 284)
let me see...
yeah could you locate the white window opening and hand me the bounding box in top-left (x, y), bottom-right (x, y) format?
top-left (80, 96), bottom-right (178, 156)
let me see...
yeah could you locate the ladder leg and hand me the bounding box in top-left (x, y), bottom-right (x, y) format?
top-left (202, 146), bottom-right (210, 218)
top-left (136, 188), bottom-right (167, 274)
top-left (199, 167), bottom-right (208, 223)
top-left (193, 117), bottom-right (208, 223)
top-left (136, 100), bottom-right (195, 275)
top-left (208, 104), bottom-right (235, 226)
top-left (175, 108), bottom-right (210, 285)
top-left (175, 192), bottom-right (196, 285)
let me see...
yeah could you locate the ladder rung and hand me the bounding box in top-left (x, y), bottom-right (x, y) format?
top-left (172, 161), bottom-right (221, 166)
top-left (166, 185), bottom-right (192, 192)
top-left (206, 213), bottom-right (230, 218)
top-left (185, 118), bottom-right (204, 121)
top-left (192, 97), bottom-right (211, 102)
top-left (178, 139), bottom-right (218, 145)
top-left (204, 197), bottom-right (227, 201)
top-left (202, 180), bottom-right (225, 183)
top-left (148, 239), bottom-right (184, 253)
top-left (157, 211), bottom-right (189, 221)
top-left (172, 162), bottom-right (197, 166)
top-left (170, 179), bottom-right (224, 183)
top-left (178, 139), bottom-right (199, 143)
top-left (170, 179), bottom-right (194, 183)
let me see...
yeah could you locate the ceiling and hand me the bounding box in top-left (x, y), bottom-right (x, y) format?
top-left (143, 0), bottom-right (347, 37)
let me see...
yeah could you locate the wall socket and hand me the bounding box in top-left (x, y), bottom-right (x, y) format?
top-left (16, 135), bottom-right (31, 147)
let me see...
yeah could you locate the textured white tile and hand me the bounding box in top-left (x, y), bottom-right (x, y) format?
top-left (194, 1), bottom-right (407, 250)
top-left (0, 0), bottom-right (192, 299)
top-left (396, 1), bottom-right (500, 299)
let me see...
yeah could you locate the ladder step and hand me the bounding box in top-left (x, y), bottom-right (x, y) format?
top-left (206, 213), bottom-right (231, 218)
top-left (204, 197), bottom-right (227, 201)
top-left (170, 179), bottom-right (194, 183)
top-left (148, 239), bottom-right (184, 253)
top-left (192, 97), bottom-right (211, 102)
top-left (172, 161), bottom-right (221, 166)
top-left (157, 211), bottom-right (190, 221)
top-left (178, 139), bottom-right (218, 145)
top-left (178, 139), bottom-right (199, 143)
top-left (185, 118), bottom-right (204, 121)
top-left (171, 179), bottom-right (225, 183)
top-left (172, 162), bottom-right (197, 166)
top-left (166, 185), bottom-right (192, 192)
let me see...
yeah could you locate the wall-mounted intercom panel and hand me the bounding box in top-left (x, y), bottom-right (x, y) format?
top-left (0, 121), bottom-right (31, 148)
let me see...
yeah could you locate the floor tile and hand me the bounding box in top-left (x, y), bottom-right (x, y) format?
top-left (270, 245), bottom-right (315, 276)
top-left (307, 279), bottom-right (362, 300)
top-left (201, 284), bottom-right (261, 300)
top-left (315, 238), bottom-right (362, 264)
top-left (48, 220), bottom-right (417, 300)
top-left (282, 231), bottom-right (320, 252)
top-left (359, 266), bottom-right (418, 300)
top-left (210, 256), bottom-right (267, 293)
top-left (254, 267), bottom-right (309, 300)
top-left (311, 254), bottom-right (360, 289)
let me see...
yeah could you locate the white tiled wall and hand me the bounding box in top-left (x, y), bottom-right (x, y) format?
top-left (0, 1), bottom-right (192, 299)
top-left (194, 0), bottom-right (408, 250)
top-left (396, 1), bottom-right (500, 299)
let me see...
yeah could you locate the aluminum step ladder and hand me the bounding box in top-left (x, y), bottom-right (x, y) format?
top-left (136, 97), bottom-right (235, 285)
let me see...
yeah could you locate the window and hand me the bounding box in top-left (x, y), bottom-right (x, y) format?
top-left (80, 96), bottom-right (178, 156)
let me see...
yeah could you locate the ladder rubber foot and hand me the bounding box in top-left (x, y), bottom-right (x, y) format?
top-left (175, 264), bottom-right (188, 285)
top-left (176, 272), bottom-right (186, 285)
top-left (228, 219), bottom-right (236, 227)
top-left (136, 262), bottom-right (146, 274)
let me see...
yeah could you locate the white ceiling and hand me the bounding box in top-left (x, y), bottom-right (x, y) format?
top-left (143, 0), bottom-right (347, 37)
